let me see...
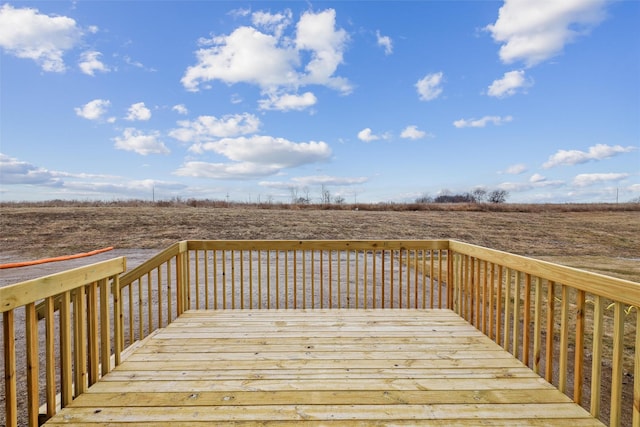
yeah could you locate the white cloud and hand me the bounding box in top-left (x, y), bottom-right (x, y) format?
top-left (182, 26), bottom-right (297, 92)
top-left (400, 125), bottom-right (426, 140)
top-left (453, 115), bottom-right (513, 128)
top-left (174, 135), bottom-right (330, 180)
top-left (0, 153), bottom-right (59, 185)
top-left (629, 184), bottom-right (640, 193)
top-left (498, 177), bottom-right (564, 193)
top-left (193, 135), bottom-right (331, 168)
top-left (486, 0), bottom-right (608, 67)
top-left (358, 128), bottom-right (380, 142)
top-left (573, 173), bottom-right (630, 187)
top-left (543, 144), bottom-right (637, 168)
top-left (75, 99), bottom-right (111, 121)
top-left (376, 30), bottom-right (393, 55)
top-left (502, 163), bottom-right (527, 175)
top-left (0, 4), bottom-right (82, 72)
top-left (416, 72), bottom-right (444, 101)
top-left (487, 70), bottom-right (531, 98)
top-left (258, 92), bottom-right (317, 111)
top-left (295, 9), bottom-right (350, 92)
top-left (182, 8), bottom-right (351, 96)
top-left (113, 128), bottom-right (169, 155)
top-left (125, 102), bottom-right (152, 121)
top-left (261, 175), bottom-right (368, 189)
top-left (175, 161), bottom-right (281, 180)
top-left (529, 173), bottom-right (546, 183)
top-left (78, 50), bottom-right (109, 76)
top-left (169, 113), bottom-right (261, 144)
top-left (252, 9), bottom-right (292, 38)
top-left (172, 104), bottom-right (188, 115)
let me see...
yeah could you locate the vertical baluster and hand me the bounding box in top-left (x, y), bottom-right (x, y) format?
top-left (284, 251), bottom-right (288, 309)
top-left (26, 303), bottom-right (39, 426)
top-left (503, 268), bottom-right (511, 351)
top-left (100, 278), bottom-right (111, 376)
top-left (610, 302), bottom-right (624, 426)
top-left (240, 250), bottom-right (245, 309)
top-left (398, 250), bottom-right (403, 308)
top-left (204, 250), bottom-right (210, 309)
top-left (590, 295), bottom-right (604, 418)
top-left (356, 250), bottom-right (360, 308)
top-left (523, 274), bottom-right (531, 366)
top-left (87, 281), bottom-right (99, 385)
top-left (3, 309), bottom-right (17, 426)
top-left (167, 260), bottom-right (173, 320)
top-left (329, 250), bottom-right (340, 308)
top-left (496, 266), bottom-right (503, 347)
top-left (390, 250), bottom-right (394, 308)
top-left (381, 250), bottom-right (385, 308)
top-left (559, 285), bottom-right (570, 394)
top-left (545, 281), bottom-right (556, 384)
top-left (45, 297), bottom-right (56, 419)
top-left (512, 271), bottom-right (520, 360)
top-left (533, 277), bottom-right (542, 375)
top-left (60, 291), bottom-right (72, 407)
top-left (320, 250), bottom-right (324, 309)
top-left (488, 264), bottom-right (495, 341)
top-left (194, 249), bottom-right (200, 310)
top-left (573, 290), bottom-right (586, 404)
top-left (311, 250), bottom-right (315, 308)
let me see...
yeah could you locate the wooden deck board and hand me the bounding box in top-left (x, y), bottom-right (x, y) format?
top-left (45, 309), bottom-right (603, 425)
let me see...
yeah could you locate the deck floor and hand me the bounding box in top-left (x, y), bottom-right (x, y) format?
top-left (45, 309), bottom-right (603, 426)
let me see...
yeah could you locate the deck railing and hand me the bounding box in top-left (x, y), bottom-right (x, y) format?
top-left (2, 239), bottom-right (639, 426)
top-left (447, 240), bottom-right (640, 427)
top-left (1, 257), bottom-right (125, 427)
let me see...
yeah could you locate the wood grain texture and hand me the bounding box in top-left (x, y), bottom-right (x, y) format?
top-left (45, 309), bottom-right (603, 425)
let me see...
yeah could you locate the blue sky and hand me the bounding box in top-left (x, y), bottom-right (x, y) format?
top-left (1, 0), bottom-right (638, 203)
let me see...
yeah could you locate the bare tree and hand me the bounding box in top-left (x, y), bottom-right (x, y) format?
top-left (488, 189), bottom-right (509, 203)
top-left (321, 185), bottom-right (331, 206)
top-left (472, 188), bottom-right (487, 203)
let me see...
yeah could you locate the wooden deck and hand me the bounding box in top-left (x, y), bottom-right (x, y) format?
top-left (44, 309), bottom-right (603, 426)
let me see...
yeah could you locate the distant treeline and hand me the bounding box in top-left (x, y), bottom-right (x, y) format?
top-left (2, 198), bottom-right (639, 213)
top-left (415, 189), bottom-right (509, 204)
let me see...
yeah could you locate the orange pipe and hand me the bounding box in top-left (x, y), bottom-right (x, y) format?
top-left (0, 247), bottom-right (115, 269)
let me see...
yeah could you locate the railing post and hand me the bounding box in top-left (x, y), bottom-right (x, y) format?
top-left (446, 250), bottom-right (453, 310)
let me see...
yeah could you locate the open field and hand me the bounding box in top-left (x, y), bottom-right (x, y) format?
top-left (2, 203), bottom-right (639, 282)
top-left (1, 203), bottom-right (639, 426)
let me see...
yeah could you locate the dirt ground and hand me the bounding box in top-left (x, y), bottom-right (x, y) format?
top-left (1, 205), bottom-right (639, 426)
top-left (2, 205), bottom-right (639, 282)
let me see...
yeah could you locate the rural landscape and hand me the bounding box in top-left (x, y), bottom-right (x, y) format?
top-left (1, 201), bottom-right (639, 426)
top-left (2, 200), bottom-right (639, 282)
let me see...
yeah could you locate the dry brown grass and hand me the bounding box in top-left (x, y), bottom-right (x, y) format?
top-left (2, 203), bottom-right (638, 282)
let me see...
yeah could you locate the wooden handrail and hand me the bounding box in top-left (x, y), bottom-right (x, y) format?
top-left (1, 258), bottom-right (125, 426)
top-left (447, 240), bottom-right (640, 427)
top-left (3, 240), bottom-right (638, 426)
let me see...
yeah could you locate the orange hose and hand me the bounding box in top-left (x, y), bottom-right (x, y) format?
top-left (0, 247), bottom-right (115, 269)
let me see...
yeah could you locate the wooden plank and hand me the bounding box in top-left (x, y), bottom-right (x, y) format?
top-left (43, 309), bottom-right (604, 426)
top-left (43, 420), bottom-right (606, 427)
top-left (44, 403), bottom-right (601, 422)
top-left (99, 366), bottom-right (540, 381)
top-left (70, 389), bottom-right (570, 407)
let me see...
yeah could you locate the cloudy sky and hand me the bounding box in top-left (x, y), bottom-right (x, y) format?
top-left (1, 1), bottom-right (638, 203)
